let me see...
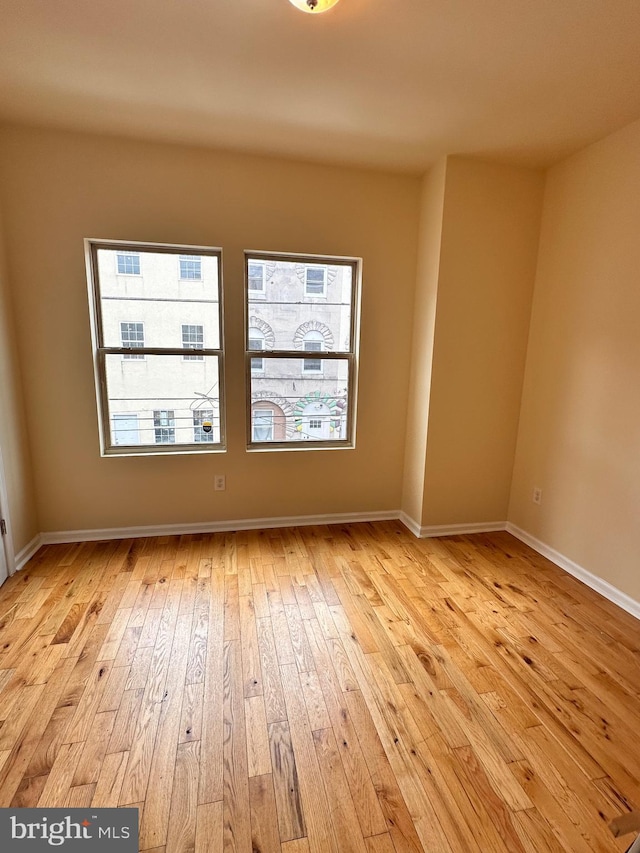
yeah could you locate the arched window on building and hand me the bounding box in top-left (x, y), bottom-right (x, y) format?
top-left (302, 330), bottom-right (323, 373)
top-left (249, 327), bottom-right (266, 373)
top-left (251, 401), bottom-right (287, 442)
top-left (300, 401), bottom-right (332, 440)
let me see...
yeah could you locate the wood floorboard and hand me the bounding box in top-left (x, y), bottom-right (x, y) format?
top-left (0, 521), bottom-right (637, 850)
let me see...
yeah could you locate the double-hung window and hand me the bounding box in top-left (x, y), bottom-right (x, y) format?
top-left (305, 265), bottom-right (327, 296)
top-left (179, 255), bottom-right (202, 281)
top-left (87, 240), bottom-right (225, 454)
top-left (116, 252), bottom-right (141, 276)
top-left (245, 252), bottom-right (360, 449)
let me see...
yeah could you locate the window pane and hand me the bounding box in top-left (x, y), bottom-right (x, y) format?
top-left (104, 353), bottom-right (222, 447)
top-left (247, 258), bottom-right (353, 352)
top-left (97, 248), bottom-right (220, 349)
top-left (250, 356), bottom-right (349, 443)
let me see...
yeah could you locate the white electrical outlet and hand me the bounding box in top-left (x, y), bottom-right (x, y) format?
top-left (214, 475), bottom-right (226, 491)
top-left (532, 487), bottom-right (542, 505)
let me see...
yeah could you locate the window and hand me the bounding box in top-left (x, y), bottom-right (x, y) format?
top-left (193, 409), bottom-right (214, 443)
top-left (245, 252), bottom-right (360, 449)
top-left (154, 410), bottom-right (175, 444)
top-left (248, 261), bottom-right (266, 294)
top-left (182, 324), bottom-right (204, 360)
top-left (179, 255), bottom-right (202, 281)
top-left (305, 265), bottom-right (327, 297)
top-left (116, 252), bottom-right (141, 276)
top-left (249, 328), bottom-right (265, 372)
top-left (302, 330), bottom-right (323, 373)
top-left (252, 409), bottom-right (274, 441)
top-left (121, 322), bottom-right (145, 359)
top-left (87, 240), bottom-right (225, 454)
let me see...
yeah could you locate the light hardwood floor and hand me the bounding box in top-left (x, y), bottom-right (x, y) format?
top-left (0, 521), bottom-right (638, 851)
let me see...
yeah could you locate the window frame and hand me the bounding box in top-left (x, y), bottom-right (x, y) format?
top-left (86, 239), bottom-right (226, 456)
top-left (244, 250), bottom-right (361, 452)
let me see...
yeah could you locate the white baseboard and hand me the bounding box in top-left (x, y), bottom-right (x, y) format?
top-left (506, 523), bottom-right (640, 622)
top-left (399, 513), bottom-right (507, 539)
top-left (14, 534), bottom-right (43, 573)
top-left (398, 512), bottom-right (422, 537)
top-left (40, 510), bottom-right (401, 545)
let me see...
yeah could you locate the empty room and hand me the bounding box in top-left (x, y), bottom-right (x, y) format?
top-left (0, 1), bottom-right (639, 851)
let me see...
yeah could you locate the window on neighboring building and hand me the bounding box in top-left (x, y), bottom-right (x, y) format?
top-left (252, 409), bottom-right (274, 442)
top-left (248, 261), bottom-right (266, 294)
top-left (193, 409), bottom-right (214, 443)
top-left (305, 265), bottom-right (327, 297)
top-left (121, 322), bottom-right (145, 359)
top-left (302, 330), bottom-right (323, 373)
top-left (245, 252), bottom-right (360, 449)
top-left (154, 410), bottom-right (175, 444)
top-left (249, 328), bottom-right (265, 372)
top-left (116, 252), bottom-right (141, 276)
top-left (87, 240), bottom-right (225, 454)
top-left (182, 324), bottom-right (204, 360)
top-left (179, 255), bottom-right (202, 281)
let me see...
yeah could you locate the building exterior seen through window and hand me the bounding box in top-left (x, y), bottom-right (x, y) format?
top-left (245, 253), bottom-right (360, 448)
top-left (87, 241), bottom-right (224, 454)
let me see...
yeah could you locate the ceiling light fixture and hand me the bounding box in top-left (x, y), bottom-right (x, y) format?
top-left (288, 0), bottom-right (340, 13)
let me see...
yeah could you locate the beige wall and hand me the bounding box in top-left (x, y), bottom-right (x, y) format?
top-left (509, 117), bottom-right (640, 601)
top-left (0, 199), bottom-right (38, 555)
top-left (0, 125), bottom-right (420, 533)
top-left (401, 158), bottom-right (447, 524)
top-left (422, 158), bottom-right (544, 527)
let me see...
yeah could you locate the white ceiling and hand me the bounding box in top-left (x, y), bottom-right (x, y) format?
top-left (1, 0), bottom-right (640, 172)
